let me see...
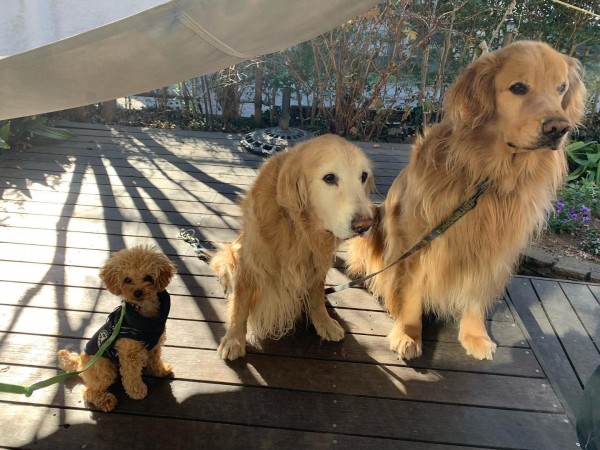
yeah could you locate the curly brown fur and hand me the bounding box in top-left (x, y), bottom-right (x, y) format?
top-left (58, 245), bottom-right (176, 412)
top-left (347, 41), bottom-right (586, 361)
top-left (211, 134), bottom-right (375, 360)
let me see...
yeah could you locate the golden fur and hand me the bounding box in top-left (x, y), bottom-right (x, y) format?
top-left (347, 41), bottom-right (586, 360)
top-left (211, 134), bottom-right (375, 360)
top-left (58, 245), bottom-right (176, 412)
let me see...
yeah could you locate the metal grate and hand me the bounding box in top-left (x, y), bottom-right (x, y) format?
top-left (240, 126), bottom-right (313, 156)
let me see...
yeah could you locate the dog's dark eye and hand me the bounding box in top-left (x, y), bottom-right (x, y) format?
top-left (144, 275), bottom-right (154, 283)
top-left (124, 277), bottom-right (132, 284)
top-left (322, 173), bottom-right (338, 185)
top-left (361, 172), bottom-right (368, 183)
top-left (558, 83), bottom-right (567, 94)
top-left (509, 83), bottom-right (529, 95)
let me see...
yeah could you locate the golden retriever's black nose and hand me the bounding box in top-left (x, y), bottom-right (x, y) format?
top-left (352, 217), bottom-right (374, 235)
top-left (542, 117), bottom-right (570, 140)
top-left (134, 290), bottom-right (143, 298)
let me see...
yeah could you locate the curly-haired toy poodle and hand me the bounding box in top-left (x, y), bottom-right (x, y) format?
top-left (58, 245), bottom-right (176, 412)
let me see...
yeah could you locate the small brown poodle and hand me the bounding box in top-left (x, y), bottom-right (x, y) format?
top-left (58, 245), bottom-right (176, 412)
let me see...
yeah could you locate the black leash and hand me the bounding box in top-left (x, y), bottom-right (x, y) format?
top-left (178, 229), bottom-right (215, 262)
top-left (324, 181), bottom-right (488, 295)
top-left (178, 182), bottom-right (487, 296)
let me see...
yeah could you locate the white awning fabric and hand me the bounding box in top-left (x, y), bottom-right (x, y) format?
top-left (0, 0), bottom-right (380, 120)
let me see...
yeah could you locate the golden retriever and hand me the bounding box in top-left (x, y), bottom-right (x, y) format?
top-left (211, 134), bottom-right (375, 360)
top-left (347, 41), bottom-right (586, 360)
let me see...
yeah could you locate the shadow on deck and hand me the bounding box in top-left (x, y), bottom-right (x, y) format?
top-left (0, 122), bottom-right (598, 449)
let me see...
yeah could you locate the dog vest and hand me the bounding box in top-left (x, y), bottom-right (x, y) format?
top-left (84, 290), bottom-right (171, 361)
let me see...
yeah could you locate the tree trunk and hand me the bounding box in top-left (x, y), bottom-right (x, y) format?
top-left (254, 61), bottom-right (263, 127)
top-left (100, 100), bottom-right (117, 122)
top-left (418, 38), bottom-right (430, 129)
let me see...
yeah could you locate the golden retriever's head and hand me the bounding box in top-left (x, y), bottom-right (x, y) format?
top-left (276, 134), bottom-right (375, 239)
top-left (445, 40), bottom-right (586, 153)
top-left (100, 245), bottom-right (176, 311)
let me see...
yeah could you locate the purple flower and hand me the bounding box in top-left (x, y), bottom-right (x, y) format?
top-left (568, 209), bottom-right (579, 220)
top-left (579, 205), bottom-right (592, 223)
top-left (556, 200), bottom-right (565, 214)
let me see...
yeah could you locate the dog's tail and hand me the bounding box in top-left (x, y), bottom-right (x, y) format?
top-left (209, 237), bottom-right (241, 296)
top-left (57, 349), bottom-right (83, 372)
top-left (346, 204), bottom-right (386, 290)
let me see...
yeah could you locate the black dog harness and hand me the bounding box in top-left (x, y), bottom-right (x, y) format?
top-left (85, 290), bottom-right (171, 361)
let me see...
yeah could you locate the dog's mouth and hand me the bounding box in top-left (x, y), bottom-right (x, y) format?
top-left (507, 136), bottom-right (563, 152)
top-left (325, 228), bottom-right (371, 241)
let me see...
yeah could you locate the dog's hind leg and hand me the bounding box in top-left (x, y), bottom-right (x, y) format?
top-left (458, 309), bottom-right (497, 360)
top-left (79, 356), bottom-right (119, 412)
top-left (307, 280), bottom-right (344, 341)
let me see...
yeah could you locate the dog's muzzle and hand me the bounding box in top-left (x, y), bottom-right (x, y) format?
top-left (542, 116), bottom-right (571, 150)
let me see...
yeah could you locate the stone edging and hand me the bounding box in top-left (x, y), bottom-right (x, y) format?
top-left (519, 246), bottom-right (600, 283)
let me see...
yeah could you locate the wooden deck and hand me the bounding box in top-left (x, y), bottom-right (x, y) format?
top-left (1, 122), bottom-right (598, 449)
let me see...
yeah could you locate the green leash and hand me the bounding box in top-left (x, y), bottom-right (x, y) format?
top-left (0, 303), bottom-right (126, 397)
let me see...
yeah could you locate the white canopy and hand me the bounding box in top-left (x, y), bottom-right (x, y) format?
top-left (0, 0), bottom-right (380, 120)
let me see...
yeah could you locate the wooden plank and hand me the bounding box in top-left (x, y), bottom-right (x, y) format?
top-left (532, 279), bottom-right (600, 385)
top-left (0, 335), bottom-right (554, 412)
top-left (0, 144), bottom-right (409, 173)
top-left (1, 158), bottom-right (395, 198)
top-left (559, 281), bottom-right (600, 355)
top-left (2, 179), bottom-right (231, 204)
top-left (0, 305), bottom-right (540, 378)
top-left (0, 277), bottom-right (528, 347)
top-left (1, 126), bottom-right (589, 448)
top-left (587, 283), bottom-right (600, 302)
top-left (0, 199), bottom-right (241, 226)
top-left (1, 403), bottom-right (441, 450)
top-left (0, 213), bottom-right (241, 240)
top-left (1, 172), bottom-right (249, 200)
top-left (0, 157), bottom-right (261, 181)
top-left (0, 261), bottom-right (225, 298)
top-left (506, 277), bottom-right (584, 419)
top-left (1, 194), bottom-right (240, 218)
top-left (0, 365), bottom-right (577, 449)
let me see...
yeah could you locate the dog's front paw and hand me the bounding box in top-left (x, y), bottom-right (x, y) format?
top-left (388, 327), bottom-right (422, 360)
top-left (460, 334), bottom-right (497, 360)
top-left (217, 336), bottom-right (246, 360)
top-left (124, 381), bottom-right (148, 400)
top-left (314, 317), bottom-right (345, 341)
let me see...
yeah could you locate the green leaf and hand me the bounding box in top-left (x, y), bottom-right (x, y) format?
top-left (568, 154), bottom-right (591, 166)
top-left (0, 136), bottom-right (9, 150)
top-left (0, 122), bottom-right (10, 142)
top-left (566, 141), bottom-right (591, 152)
top-left (30, 125), bottom-right (76, 141)
top-left (19, 116), bottom-right (48, 130)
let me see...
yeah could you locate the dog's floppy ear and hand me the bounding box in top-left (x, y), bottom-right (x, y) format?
top-left (444, 52), bottom-right (499, 129)
top-left (276, 152), bottom-right (308, 212)
top-left (99, 261), bottom-right (122, 296)
top-left (364, 169), bottom-right (375, 195)
top-left (153, 253), bottom-right (176, 292)
top-left (562, 55), bottom-right (587, 126)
